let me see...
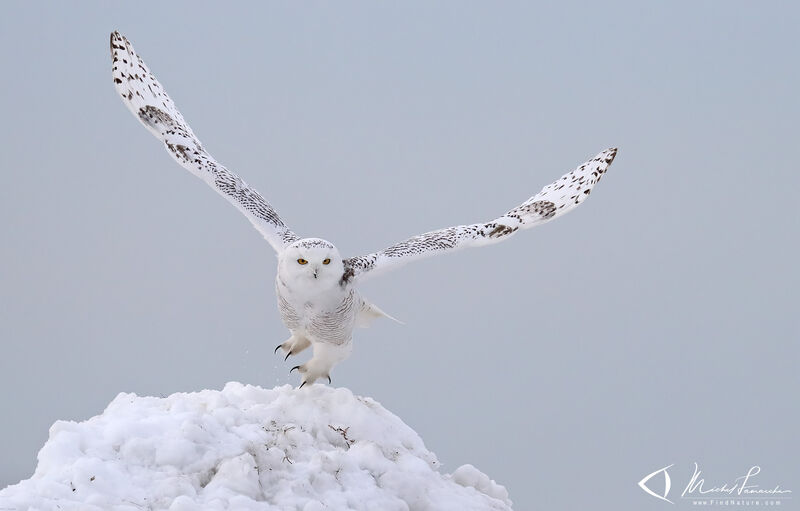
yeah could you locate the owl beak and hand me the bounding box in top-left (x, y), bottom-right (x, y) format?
top-left (313, 269), bottom-right (318, 279)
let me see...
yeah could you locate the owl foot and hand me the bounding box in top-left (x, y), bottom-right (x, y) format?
top-left (289, 361), bottom-right (332, 388)
top-left (274, 334), bottom-right (311, 360)
top-left (288, 341), bottom-right (350, 388)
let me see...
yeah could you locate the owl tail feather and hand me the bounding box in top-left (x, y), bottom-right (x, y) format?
top-left (356, 301), bottom-right (403, 328)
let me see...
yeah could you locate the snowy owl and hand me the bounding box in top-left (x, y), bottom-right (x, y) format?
top-left (110, 32), bottom-right (617, 387)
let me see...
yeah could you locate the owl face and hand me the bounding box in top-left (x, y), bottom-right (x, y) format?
top-left (279, 238), bottom-right (343, 287)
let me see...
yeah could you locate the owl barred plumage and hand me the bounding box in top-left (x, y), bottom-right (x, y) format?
top-left (111, 31), bottom-right (617, 387)
top-left (342, 149), bottom-right (615, 281)
top-left (111, 32), bottom-right (298, 253)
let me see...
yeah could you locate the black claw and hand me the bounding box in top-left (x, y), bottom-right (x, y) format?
top-left (284, 352), bottom-right (291, 361)
top-left (327, 375), bottom-right (332, 384)
top-left (274, 344), bottom-right (282, 354)
top-left (298, 381), bottom-right (307, 389)
top-left (290, 365), bottom-right (300, 374)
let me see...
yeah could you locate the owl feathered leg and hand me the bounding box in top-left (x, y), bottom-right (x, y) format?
top-left (274, 333), bottom-right (311, 361)
top-left (290, 341), bottom-right (352, 388)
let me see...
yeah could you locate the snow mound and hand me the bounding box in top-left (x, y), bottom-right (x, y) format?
top-left (0, 383), bottom-right (512, 510)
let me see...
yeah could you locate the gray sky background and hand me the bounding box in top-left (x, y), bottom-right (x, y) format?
top-left (1, 2), bottom-right (797, 509)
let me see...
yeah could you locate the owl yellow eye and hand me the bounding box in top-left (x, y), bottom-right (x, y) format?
top-left (297, 258), bottom-right (308, 265)
top-left (323, 258), bottom-right (331, 265)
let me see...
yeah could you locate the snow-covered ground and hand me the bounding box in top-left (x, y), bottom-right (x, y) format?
top-left (0, 383), bottom-right (512, 510)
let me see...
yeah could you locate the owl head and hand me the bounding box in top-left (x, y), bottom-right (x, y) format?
top-left (279, 238), bottom-right (343, 287)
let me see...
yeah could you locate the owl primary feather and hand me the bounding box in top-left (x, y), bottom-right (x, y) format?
top-left (110, 31), bottom-right (617, 387)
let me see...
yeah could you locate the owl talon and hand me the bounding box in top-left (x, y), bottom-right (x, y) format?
top-left (296, 374), bottom-right (329, 389)
top-left (290, 365), bottom-right (301, 374)
top-left (284, 352), bottom-right (292, 361)
top-left (276, 335), bottom-right (311, 359)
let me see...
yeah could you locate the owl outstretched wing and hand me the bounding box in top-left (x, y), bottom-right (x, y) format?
top-left (342, 148), bottom-right (617, 283)
top-left (110, 31), bottom-right (299, 253)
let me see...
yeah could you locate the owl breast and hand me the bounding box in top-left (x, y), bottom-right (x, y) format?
top-left (276, 281), bottom-right (360, 345)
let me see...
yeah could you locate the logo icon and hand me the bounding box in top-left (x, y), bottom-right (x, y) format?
top-left (638, 464), bottom-right (674, 504)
